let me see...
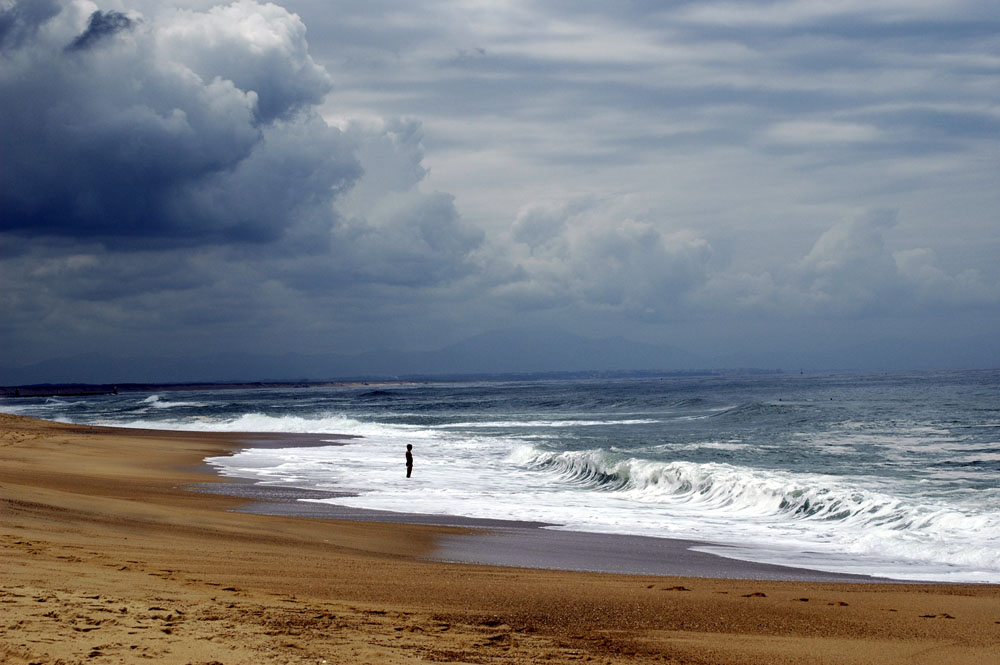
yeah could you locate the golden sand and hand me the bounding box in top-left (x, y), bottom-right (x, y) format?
top-left (1, 412), bottom-right (998, 664)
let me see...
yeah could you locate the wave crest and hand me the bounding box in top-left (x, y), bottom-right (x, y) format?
top-left (511, 446), bottom-right (1000, 545)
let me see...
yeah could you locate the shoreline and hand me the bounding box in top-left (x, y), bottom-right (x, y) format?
top-left (197, 476), bottom-right (893, 583)
top-left (2, 413), bottom-right (998, 664)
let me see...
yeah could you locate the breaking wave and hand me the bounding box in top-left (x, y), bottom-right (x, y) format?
top-left (510, 445), bottom-right (1000, 576)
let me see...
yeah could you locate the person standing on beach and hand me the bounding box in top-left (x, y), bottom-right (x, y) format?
top-left (405, 444), bottom-right (413, 478)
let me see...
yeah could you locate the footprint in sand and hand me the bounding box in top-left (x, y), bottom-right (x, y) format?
top-left (741, 592), bottom-right (767, 598)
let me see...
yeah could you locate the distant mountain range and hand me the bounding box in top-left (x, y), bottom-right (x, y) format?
top-left (1, 327), bottom-right (997, 385)
top-left (0, 328), bottom-right (703, 385)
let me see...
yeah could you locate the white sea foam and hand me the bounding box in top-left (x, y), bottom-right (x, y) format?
top-left (671, 441), bottom-right (751, 452)
top-left (141, 394), bottom-right (206, 409)
top-left (511, 448), bottom-right (1000, 580)
top-left (100, 410), bottom-right (1000, 582)
top-left (204, 418), bottom-right (1000, 583)
top-left (101, 412), bottom-right (417, 439)
top-left (434, 419), bottom-right (660, 429)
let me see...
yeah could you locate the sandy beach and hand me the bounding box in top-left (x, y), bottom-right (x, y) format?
top-left (1, 413), bottom-right (998, 664)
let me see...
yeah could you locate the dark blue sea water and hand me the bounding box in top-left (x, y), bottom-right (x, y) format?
top-left (4, 369), bottom-right (998, 582)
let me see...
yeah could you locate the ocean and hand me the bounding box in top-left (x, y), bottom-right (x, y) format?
top-left (3, 369), bottom-right (998, 583)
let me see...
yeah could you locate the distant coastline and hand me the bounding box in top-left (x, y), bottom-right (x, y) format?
top-left (0, 380), bottom-right (408, 399)
top-left (0, 368), bottom-right (786, 398)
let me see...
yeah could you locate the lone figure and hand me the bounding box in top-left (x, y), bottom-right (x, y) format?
top-left (405, 444), bottom-right (413, 478)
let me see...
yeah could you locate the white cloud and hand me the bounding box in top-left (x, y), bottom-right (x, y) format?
top-left (673, 0), bottom-right (971, 28)
top-left (328, 118), bottom-right (485, 286)
top-left (794, 211), bottom-right (902, 312)
top-left (785, 212), bottom-right (997, 314)
top-left (764, 120), bottom-right (882, 145)
top-left (500, 200), bottom-right (712, 319)
top-left (893, 248), bottom-right (997, 306)
top-left (510, 201), bottom-right (570, 250)
top-left (698, 210), bottom-right (998, 317)
top-left (155, 0), bottom-right (331, 121)
top-left (332, 189), bottom-right (484, 286)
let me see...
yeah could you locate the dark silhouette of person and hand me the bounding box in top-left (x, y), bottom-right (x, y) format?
top-left (405, 444), bottom-right (413, 478)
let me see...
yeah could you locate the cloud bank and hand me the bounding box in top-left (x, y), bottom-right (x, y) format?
top-left (1, 0), bottom-right (997, 372)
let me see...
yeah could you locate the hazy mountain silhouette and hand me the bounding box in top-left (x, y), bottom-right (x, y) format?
top-left (2, 327), bottom-right (995, 385)
top-left (1, 327), bottom-right (703, 384)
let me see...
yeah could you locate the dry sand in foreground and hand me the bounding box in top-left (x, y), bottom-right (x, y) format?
top-left (1, 413), bottom-right (998, 664)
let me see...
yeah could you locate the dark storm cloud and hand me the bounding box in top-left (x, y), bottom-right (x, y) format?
top-left (0, 0), bottom-right (498, 367)
top-left (66, 10), bottom-right (134, 52)
top-left (2, 243), bottom-right (209, 302)
top-left (0, 0), bottom-right (60, 49)
top-left (0, 0), bottom-right (354, 248)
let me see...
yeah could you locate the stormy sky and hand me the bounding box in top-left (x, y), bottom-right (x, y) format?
top-left (1, 0), bottom-right (998, 376)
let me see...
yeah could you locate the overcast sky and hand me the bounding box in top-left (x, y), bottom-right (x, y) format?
top-left (1, 0), bottom-right (998, 372)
